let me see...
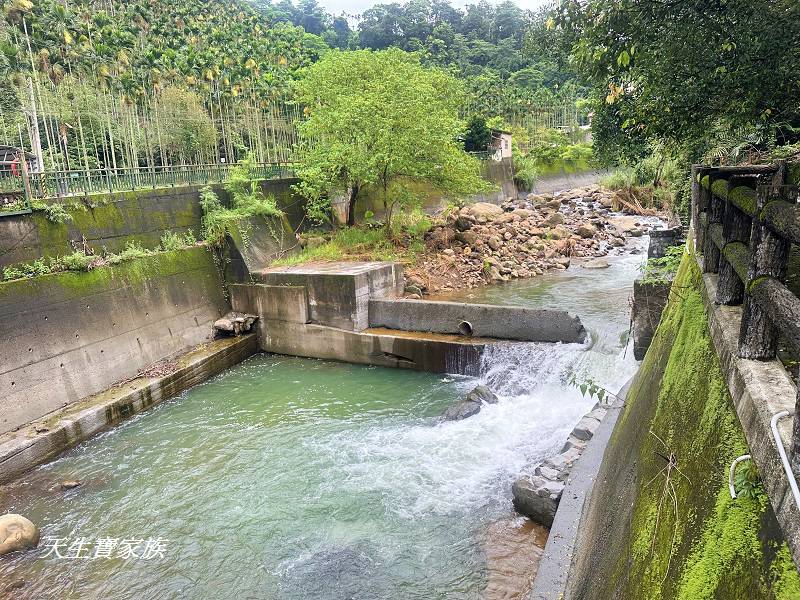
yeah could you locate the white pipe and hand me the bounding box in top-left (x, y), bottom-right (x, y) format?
top-left (770, 411), bottom-right (800, 511)
top-left (728, 454), bottom-right (751, 499)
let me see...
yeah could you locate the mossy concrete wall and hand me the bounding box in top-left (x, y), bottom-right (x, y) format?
top-left (0, 178), bottom-right (303, 267)
top-left (0, 246), bottom-right (229, 435)
top-left (567, 253), bottom-right (800, 599)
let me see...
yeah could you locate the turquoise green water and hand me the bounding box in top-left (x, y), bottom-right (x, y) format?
top-left (0, 239), bottom-right (648, 600)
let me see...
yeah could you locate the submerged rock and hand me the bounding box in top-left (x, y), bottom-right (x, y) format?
top-left (442, 385), bottom-right (499, 421)
top-left (60, 479), bottom-right (81, 490)
top-left (582, 259), bottom-right (610, 269)
top-left (279, 545), bottom-right (383, 600)
top-left (0, 514), bottom-right (40, 555)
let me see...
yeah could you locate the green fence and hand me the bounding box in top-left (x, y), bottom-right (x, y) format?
top-left (23, 162), bottom-right (294, 201)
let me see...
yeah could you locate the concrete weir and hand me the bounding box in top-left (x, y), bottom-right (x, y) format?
top-left (233, 261), bottom-right (588, 374)
top-left (369, 298), bottom-right (586, 343)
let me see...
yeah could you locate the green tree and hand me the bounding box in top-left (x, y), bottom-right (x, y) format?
top-left (558, 0), bottom-right (800, 163)
top-left (293, 48), bottom-right (487, 227)
top-left (154, 87), bottom-right (217, 163)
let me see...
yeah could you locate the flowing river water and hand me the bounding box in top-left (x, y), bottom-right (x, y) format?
top-left (0, 236), bottom-right (651, 600)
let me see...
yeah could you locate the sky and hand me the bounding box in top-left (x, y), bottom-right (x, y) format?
top-left (316, 0), bottom-right (550, 17)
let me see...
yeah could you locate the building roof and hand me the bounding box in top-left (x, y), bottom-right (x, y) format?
top-left (0, 145), bottom-right (35, 164)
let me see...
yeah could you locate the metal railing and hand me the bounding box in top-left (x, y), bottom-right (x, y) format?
top-left (22, 162), bottom-right (294, 200)
top-left (692, 161), bottom-right (800, 478)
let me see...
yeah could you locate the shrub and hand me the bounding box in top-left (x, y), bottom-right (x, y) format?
top-left (59, 251), bottom-right (94, 271)
top-left (199, 156), bottom-right (283, 247)
top-left (39, 202), bottom-right (73, 224)
top-left (160, 231), bottom-right (186, 252)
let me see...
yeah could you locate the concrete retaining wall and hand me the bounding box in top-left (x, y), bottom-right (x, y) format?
top-left (368, 298), bottom-right (587, 343)
top-left (0, 178), bottom-right (303, 268)
top-left (0, 247), bottom-right (228, 434)
top-left (0, 335), bottom-right (256, 484)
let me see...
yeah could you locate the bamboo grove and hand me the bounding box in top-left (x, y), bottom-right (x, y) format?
top-left (0, 0), bottom-right (317, 174)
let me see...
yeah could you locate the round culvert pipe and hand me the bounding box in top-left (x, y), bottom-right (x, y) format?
top-left (458, 320), bottom-right (474, 336)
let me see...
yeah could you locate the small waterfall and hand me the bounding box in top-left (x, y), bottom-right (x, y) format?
top-left (478, 341), bottom-right (590, 398)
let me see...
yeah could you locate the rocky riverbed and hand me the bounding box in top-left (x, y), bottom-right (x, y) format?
top-left (404, 185), bottom-right (663, 296)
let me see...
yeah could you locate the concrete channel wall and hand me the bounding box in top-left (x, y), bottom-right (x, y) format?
top-left (0, 247), bottom-right (228, 435)
top-left (0, 178), bottom-right (302, 268)
top-left (0, 335), bottom-right (256, 484)
top-left (554, 251), bottom-right (800, 599)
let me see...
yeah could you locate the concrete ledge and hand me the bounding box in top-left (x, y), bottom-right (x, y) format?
top-left (696, 258), bottom-right (800, 566)
top-left (0, 335), bottom-right (257, 484)
top-left (229, 283), bottom-right (309, 323)
top-left (253, 262), bottom-right (403, 331)
top-left (259, 320), bottom-right (497, 375)
top-left (528, 379), bottom-right (632, 600)
top-left (368, 298), bottom-right (587, 343)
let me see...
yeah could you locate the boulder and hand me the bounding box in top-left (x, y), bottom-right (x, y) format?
top-left (582, 258), bottom-right (610, 269)
top-left (465, 384), bottom-right (499, 405)
top-left (442, 399), bottom-right (483, 421)
top-left (576, 223), bottom-right (598, 238)
top-left (455, 216), bottom-right (473, 231)
top-left (512, 476), bottom-right (565, 527)
top-left (468, 202), bottom-right (503, 219)
top-left (571, 415), bottom-right (602, 441)
top-left (546, 212), bottom-right (565, 226)
top-left (214, 312), bottom-right (258, 336)
top-left (456, 230), bottom-right (478, 246)
top-left (0, 514), bottom-right (40, 556)
top-left (442, 385), bottom-right (499, 420)
top-left (549, 226), bottom-right (571, 240)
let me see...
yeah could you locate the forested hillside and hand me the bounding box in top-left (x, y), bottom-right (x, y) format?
top-left (260, 0), bottom-right (579, 116)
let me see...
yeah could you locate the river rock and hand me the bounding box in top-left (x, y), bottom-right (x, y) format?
top-left (465, 384), bottom-right (499, 405)
top-left (582, 258), bottom-right (610, 269)
top-left (443, 385), bottom-right (499, 420)
top-left (576, 223), bottom-right (598, 238)
top-left (456, 230), bottom-right (478, 246)
top-left (60, 479), bottom-right (81, 490)
top-left (455, 215), bottom-right (473, 231)
top-left (469, 202), bottom-right (503, 219)
top-left (546, 212), bottom-right (565, 226)
top-left (571, 414), bottom-right (602, 441)
top-left (280, 545), bottom-right (381, 600)
top-left (0, 514), bottom-right (40, 555)
top-left (512, 476), bottom-right (564, 527)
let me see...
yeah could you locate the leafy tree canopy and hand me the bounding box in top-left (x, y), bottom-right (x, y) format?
top-left (293, 48), bottom-right (487, 226)
top-left (557, 0), bottom-right (800, 164)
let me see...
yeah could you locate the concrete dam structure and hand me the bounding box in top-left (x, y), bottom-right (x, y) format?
top-left (0, 181), bottom-right (589, 488)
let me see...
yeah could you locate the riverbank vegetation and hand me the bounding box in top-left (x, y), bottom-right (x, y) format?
top-left (554, 0), bottom-right (800, 217)
top-left (0, 232), bottom-right (200, 283)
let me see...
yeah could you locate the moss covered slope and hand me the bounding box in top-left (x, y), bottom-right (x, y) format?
top-left (570, 251), bottom-right (800, 599)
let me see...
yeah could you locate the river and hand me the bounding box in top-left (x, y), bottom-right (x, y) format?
top-left (0, 237), bottom-right (649, 600)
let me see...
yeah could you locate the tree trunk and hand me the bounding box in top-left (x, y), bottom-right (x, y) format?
top-left (347, 183), bottom-right (360, 226)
